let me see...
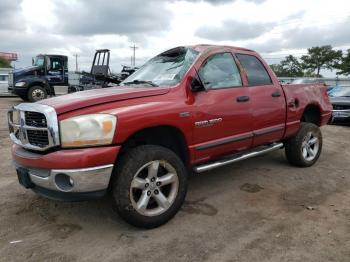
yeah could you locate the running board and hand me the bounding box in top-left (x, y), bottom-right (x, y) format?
top-left (193, 143), bottom-right (284, 173)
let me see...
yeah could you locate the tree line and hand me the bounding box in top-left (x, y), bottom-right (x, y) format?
top-left (0, 57), bottom-right (12, 68)
top-left (269, 45), bottom-right (350, 78)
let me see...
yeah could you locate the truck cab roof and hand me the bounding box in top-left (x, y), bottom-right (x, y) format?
top-left (37, 54), bottom-right (68, 59)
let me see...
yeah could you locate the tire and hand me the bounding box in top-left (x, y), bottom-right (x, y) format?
top-left (112, 145), bottom-right (188, 228)
top-left (28, 86), bottom-right (47, 102)
top-left (285, 122), bottom-right (322, 167)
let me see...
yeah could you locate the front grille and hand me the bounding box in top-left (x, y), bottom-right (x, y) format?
top-left (8, 103), bottom-right (60, 151)
top-left (333, 104), bottom-right (350, 110)
top-left (27, 130), bottom-right (49, 147)
top-left (25, 111), bottom-right (47, 127)
top-left (8, 72), bottom-right (13, 87)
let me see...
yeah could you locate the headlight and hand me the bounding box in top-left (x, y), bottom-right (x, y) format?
top-left (15, 81), bottom-right (26, 87)
top-left (60, 114), bottom-right (117, 147)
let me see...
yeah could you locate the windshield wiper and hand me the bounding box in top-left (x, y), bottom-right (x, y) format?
top-left (123, 79), bottom-right (158, 87)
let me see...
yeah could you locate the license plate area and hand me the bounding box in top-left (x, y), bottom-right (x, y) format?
top-left (16, 167), bottom-right (34, 188)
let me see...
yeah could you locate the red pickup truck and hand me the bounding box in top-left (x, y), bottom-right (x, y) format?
top-left (8, 45), bottom-right (332, 228)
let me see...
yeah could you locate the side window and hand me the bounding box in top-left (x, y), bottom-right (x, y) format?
top-left (50, 58), bottom-right (62, 71)
top-left (199, 53), bottom-right (242, 89)
top-left (236, 54), bottom-right (272, 86)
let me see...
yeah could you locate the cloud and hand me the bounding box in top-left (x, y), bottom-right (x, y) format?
top-left (0, 0), bottom-right (24, 31)
top-left (196, 20), bottom-right (272, 41)
top-left (178, 0), bottom-right (265, 4)
top-left (53, 0), bottom-right (173, 37)
top-left (248, 17), bottom-right (350, 53)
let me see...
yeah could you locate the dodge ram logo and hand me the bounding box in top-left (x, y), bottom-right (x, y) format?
top-left (195, 118), bottom-right (222, 128)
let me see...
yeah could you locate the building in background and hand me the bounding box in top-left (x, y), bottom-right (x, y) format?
top-left (0, 52), bottom-right (17, 94)
top-left (0, 68), bottom-right (12, 94)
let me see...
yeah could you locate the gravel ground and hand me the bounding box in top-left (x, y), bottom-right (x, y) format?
top-left (0, 97), bottom-right (349, 262)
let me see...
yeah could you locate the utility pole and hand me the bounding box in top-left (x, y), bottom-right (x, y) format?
top-left (129, 43), bottom-right (138, 67)
top-left (73, 54), bottom-right (79, 72)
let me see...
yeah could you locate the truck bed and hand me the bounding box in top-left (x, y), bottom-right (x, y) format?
top-left (281, 83), bottom-right (333, 139)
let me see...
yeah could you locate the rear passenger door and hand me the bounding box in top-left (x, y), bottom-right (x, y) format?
top-left (236, 54), bottom-right (286, 147)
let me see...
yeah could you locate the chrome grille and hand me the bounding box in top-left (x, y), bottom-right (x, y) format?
top-left (8, 72), bottom-right (13, 87)
top-left (333, 104), bottom-right (350, 110)
top-left (25, 111), bottom-right (47, 127)
top-left (27, 130), bottom-right (49, 147)
top-left (8, 103), bottom-right (60, 151)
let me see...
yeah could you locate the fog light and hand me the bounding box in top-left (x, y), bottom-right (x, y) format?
top-left (54, 173), bottom-right (74, 192)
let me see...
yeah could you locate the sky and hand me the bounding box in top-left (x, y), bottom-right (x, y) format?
top-left (1, 0), bottom-right (350, 76)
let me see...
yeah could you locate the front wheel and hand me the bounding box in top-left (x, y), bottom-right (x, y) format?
top-left (285, 123), bottom-right (322, 167)
top-left (28, 86), bottom-right (48, 102)
top-left (112, 145), bottom-right (188, 228)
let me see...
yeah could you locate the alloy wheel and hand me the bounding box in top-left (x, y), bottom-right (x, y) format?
top-left (130, 160), bottom-right (179, 216)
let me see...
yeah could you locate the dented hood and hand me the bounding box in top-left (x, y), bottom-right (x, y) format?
top-left (38, 86), bottom-right (170, 114)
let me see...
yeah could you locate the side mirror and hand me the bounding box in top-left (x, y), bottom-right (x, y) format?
top-left (32, 58), bottom-right (34, 66)
top-left (190, 76), bottom-right (205, 92)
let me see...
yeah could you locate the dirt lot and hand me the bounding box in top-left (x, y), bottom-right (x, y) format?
top-left (0, 97), bottom-right (349, 262)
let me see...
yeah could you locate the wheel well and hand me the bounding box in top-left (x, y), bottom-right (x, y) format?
top-left (120, 126), bottom-right (189, 167)
top-left (301, 105), bottom-right (321, 126)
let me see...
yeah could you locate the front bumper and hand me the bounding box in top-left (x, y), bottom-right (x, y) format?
top-left (12, 86), bottom-right (28, 97)
top-left (12, 145), bottom-right (121, 200)
top-left (331, 110), bottom-right (350, 123)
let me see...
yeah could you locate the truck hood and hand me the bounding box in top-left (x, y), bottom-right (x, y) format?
top-left (13, 66), bottom-right (41, 75)
top-left (39, 86), bottom-right (171, 114)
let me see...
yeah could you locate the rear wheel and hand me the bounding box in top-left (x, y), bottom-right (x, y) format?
top-left (285, 123), bottom-right (322, 167)
top-left (112, 145), bottom-right (188, 228)
top-left (28, 86), bottom-right (47, 102)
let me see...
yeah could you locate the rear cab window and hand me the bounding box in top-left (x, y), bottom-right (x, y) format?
top-left (236, 54), bottom-right (272, 86)
top-left (198, 53), bottom-right (242, 89)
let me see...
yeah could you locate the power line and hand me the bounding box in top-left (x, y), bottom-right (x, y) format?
top-left (129, 43), bottom-right (138, 67)
top-left (73, 54), bottom-right (79, 71)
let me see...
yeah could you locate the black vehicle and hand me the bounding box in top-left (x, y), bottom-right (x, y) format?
top-left (8, 55), bottom-right (68, 102)
top-left (329, 87), bottom-right (350, 124)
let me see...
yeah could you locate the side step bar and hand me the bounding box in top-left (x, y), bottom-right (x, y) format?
top-left (193, 143), bottom-right (284, 173)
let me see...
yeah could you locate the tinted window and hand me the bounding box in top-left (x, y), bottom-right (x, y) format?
top-left (199, 53), bottom-right (242, 89)
top-left (50, 57), bottom-right (62, 70)
top-left (236, 54), bottom-right (272, 86)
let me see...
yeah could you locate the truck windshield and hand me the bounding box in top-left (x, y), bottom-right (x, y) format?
top-left (121, 47), bottom-right (199, 87)
top-left (34, 56), bottom-right (45, 67)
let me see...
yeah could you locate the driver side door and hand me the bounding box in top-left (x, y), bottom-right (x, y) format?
top-left (191, 52), bottom-right (253, 163)
top-left (46, 56), bottom-right (64, 85)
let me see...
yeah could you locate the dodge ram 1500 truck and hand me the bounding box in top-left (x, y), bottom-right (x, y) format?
top-left (8, 45), bottom-right (332, 228)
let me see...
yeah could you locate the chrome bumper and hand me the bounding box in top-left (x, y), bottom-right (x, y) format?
top-left (332, 109), bottom-right (350, 120)
top-left (14, 163), bottom-right (113, 193)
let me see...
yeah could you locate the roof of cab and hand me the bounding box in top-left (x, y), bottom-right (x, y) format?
top-left (189, 44), bottom-right (254, 53)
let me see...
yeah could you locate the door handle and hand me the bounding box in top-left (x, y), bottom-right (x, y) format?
top-left (236, 96), bottom-right (250, 102)
top-left (271, 91), bottom-right (281, 97)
